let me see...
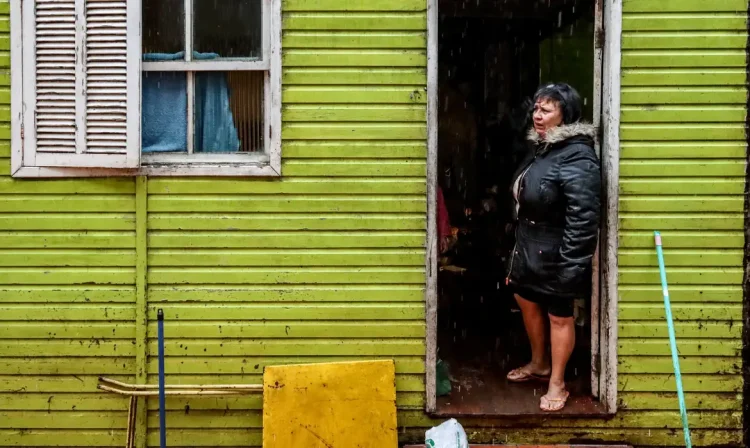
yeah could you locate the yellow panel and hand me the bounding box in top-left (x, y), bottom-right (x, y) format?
top-left (263, 360), bottom-right (397, 448)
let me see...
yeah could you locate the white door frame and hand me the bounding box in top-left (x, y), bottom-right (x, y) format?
top-left (424, 0), bottom-right (621, 414)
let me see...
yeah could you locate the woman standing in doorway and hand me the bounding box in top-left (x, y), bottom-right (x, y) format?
top-left (505, 83), bottom-right (601, 412)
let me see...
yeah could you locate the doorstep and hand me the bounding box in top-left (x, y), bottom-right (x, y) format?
top-left (404, 445), bottom-right (632, 448)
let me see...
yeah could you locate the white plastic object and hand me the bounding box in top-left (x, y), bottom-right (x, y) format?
top-left (425, 418), bottom-right (468, 448)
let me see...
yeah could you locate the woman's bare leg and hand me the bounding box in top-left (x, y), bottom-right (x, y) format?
top-left (546, 313), bottom-right (575, 400)
top-left (513, 294), bottom-right (550, 375)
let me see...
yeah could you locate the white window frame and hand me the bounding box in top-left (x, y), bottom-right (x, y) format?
top-left (10, 0), bottom-right (282, 178)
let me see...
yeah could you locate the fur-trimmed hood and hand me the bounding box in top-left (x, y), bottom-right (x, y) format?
top-left (527, 122), bottom-right (596, 146)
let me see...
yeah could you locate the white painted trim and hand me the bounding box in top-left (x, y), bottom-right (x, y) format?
top-left (10, 0), bottom-right (23, 176)
top-left (590, 0), bottom-right (605, 400)
top-left (600, 0), bottom-right (622, 415)
top-left (142, 60), bottom-right (269, 72)
top-left (74, 0), bottom-right (86, 155)
top-left (12, 163), bottom-right (279, 178)
top-left (21, 0), bottom-right (36, 168)
top-left (126, 0), bottom-right (141, 167)
top-left (424, 0), bottom-right (438, 414)
top-left (267, 0), bottom-right (282, 175)
top-left (143, 152), bottom-right (270, 164)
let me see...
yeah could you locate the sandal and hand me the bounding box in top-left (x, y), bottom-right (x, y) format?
top-left (540, 390), bottom-right (570, 412)
top-left (506, 367), bottom-right (550, 383)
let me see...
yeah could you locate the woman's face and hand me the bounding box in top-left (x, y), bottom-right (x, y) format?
top-left (532, 98), bottom-right (563, 136)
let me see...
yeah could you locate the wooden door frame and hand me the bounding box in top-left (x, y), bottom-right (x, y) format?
top-left (424, 0), bottom-right (622, 414)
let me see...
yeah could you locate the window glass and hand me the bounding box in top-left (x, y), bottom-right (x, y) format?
top-left (142, 71), bottom-right (188, 153)
top-left (194, 71), bottom-right (265, 153)
top-left (193, 0), bottom-right (263, 59)
top-left (143, 0), bottom-right (185, 57)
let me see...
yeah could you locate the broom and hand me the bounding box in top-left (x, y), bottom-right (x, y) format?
top-left (654, 231), bottom-right (692, 448)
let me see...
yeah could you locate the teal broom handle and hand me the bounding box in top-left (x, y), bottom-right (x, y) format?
top-left (654, 231), bottom-right (692, 448)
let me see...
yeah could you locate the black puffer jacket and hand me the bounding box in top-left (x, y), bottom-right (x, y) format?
top-left (506, 122), bottom-right (601, 299)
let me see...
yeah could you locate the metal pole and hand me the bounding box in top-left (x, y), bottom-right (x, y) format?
top-left (157, 309), bottom-right (167, 448)
top-left (654, 231), bottom-right (692, 448)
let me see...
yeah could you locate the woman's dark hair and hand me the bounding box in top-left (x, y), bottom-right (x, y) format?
top-left (532, 83), bottom-right (582, 125)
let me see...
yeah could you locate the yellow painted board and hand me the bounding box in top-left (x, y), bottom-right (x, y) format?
top-left (619, 303), bottom-right (742, 321)
top-left (149, 178), bottom-right (427, 194)
top-left (283, 31), bottom-right (426, 49)
top-left (0, 357), bottom-right (134, 374)
top-left (283, 0), bottom-right (426, 11)
top-left (620, 321), bottom-right (742, 338)
top-left (619, 392), bottom-right (742, 411)
top-left (619, 285), bottom-right (742, 303)
top-left (622, 69), bottom-right (746, 87)
top-left (283, 13), bottom-right (426, 31)
top-left (621, 87), bottom-right (746, 104)
top-left (620, 142), bottom-right (746, 159)
top-left (148, 303), bottom-right (425, 321)
top-left (620, 231), bottom-right (744, 248)
top-left (263, 360), bottom-right (398, 448)
top-left (0, 286), bottom-right (135, 303)
top-left (622, 32), bottom-right (748, 50)
top-left (619, 356), bottom-right (740, 374)
top-left (148, 232), bottom-right (425, 249)
top-left (147, 267), bottom-right (425, 285)
top-left (283, 68), bottom-right (426, 85)
top-left (0, 213), bottom-right (136, 230)
top-left (622, 51), bottom-right (746, 68)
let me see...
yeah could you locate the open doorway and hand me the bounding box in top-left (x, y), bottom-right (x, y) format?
top-left (433, 0), bottom-right (605, 416)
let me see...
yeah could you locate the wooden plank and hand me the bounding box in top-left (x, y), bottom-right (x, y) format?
top-left (622, 51), bottom-right (746, 68)
top-left (284, 86), bottom-right (426, 104)
top-left (0, 286), bottom-right (135, 303)
top-left (148, 285), bottom-right (424, 303)
top-left (0, 358), bottom-right (133, 375)
top-left (148, 231), bottom-right (424, 249)
top-left (619, 249), bottom-right (743, 267)
top-left (620, 161), bottom-right (745, 177)
top-left (283, 13), bottom-right (427, 31)
top-left (620, 268), bottom-right (742, 285)
top-left (620, 124), bottom-right (745, 141)
top-left (619, 374), bottom-right (742, 393)
top-left (147, 321), bottom-right (425, 338)
top-left (619, 392), bottom-right (741, 411)
top-left (282, 123), bottom-right (427, 140)
top-left (622, 14), bottom-right (745, 32)
top-left (619, 339), bottom-right (740, 356)
top-left (282, 0), bottom-right (426, 11)
top-left (283, 105), bottom-right (426, 122)
top-left (622, 69), bottom-right (746, 87)
top-left (0, 195), bottom-right (135, 212)
top-left (148, 267), bottom-right (424, 285)
top-left (620, 321), bottom-right (741, 338)
top-left (0, 393), bottom-right (130, 411)
top-left (149, 249), bottom-right (425, 267)
top-left (282, 160), bottom-right (426, 177)
top-left (619, 303), bottom-right (742, 321)
top-left (148, 214), bottom-right (426, 231)
top-left (622, 87), bottom-right (746, 104)
top-left (283, 68), bottom-right (426, 85)
top-left (0, 250), bottom-right (136, 267)
top-left (148, 304), bottom-right (424, 321)
top-left (0, 214), bottom-right (136, 230)
top-left (622, 32), bottom-right (747, 50)
top-left (284, 141), bottom-right (426, 158)
top-left (0, 429), bottom-right (126, 446)
top-left (620, 285), bottom-right (742, 303)
top-left (620, 179), bottom-right (744, 195)
top-left (148, 195), bottom-right (426, 213)
top-left (623, 0), bottom-right (747, 13)
top-left (620, 142), bottom-right (746, 159)
top-left (283, 31), bottom-right (425, 48)
top-left (0, 323), bottom-right (134, 339)
top-left (621, 106), bottom-right (745, 122)
top-left (0, 305), bottom-right (135, 321)
top-left (0, 341), bottom-right (136, 357)
top-left (148, 179), bottom-right (426, 195)
top-left (148, 340), bottom-right (424, 357)
top-left (145, 356), bottom-right (425, 375)
top-left (620, 196), bottom-right (743, 213)
top-left (620, 231), bottom-right (744, 247)
top-left (0, 177), bottom-right (134, 194)
top-left (283, 50), bottom-right (426, 67)
top-left (0, 268), bottom-right (135, 285)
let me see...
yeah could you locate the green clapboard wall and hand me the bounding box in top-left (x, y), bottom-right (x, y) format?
top-left (0, 0), bottom-right (746, 447)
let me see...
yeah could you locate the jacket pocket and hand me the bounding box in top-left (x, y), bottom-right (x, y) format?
top-left (510, 227), bottom-right (561, 285)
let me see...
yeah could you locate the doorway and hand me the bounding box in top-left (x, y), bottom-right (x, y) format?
top-left (431, 0), bottom-right (604, 416)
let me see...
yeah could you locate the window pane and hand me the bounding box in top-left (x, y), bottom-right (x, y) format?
top-left (142, 72), bottom-right (188, 153)
top-left (194, 71), bottom-right (265, 153)
top-left (143, 0), bottom-right (185, 58)
top-left (193, 0), bottom-right (263, 59)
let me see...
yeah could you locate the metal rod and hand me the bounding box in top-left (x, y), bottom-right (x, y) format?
top-left (157, 309), bottom-right (166, 448)
top-left (98, 384), bottom-right (255, 396)
top-left (99, 377), bottom-right (262, 391)
top-left (654, 231), bottom-right (692, 448)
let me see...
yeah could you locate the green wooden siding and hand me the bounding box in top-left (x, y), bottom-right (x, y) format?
top-left (0, 0), bottom-right (746, 447)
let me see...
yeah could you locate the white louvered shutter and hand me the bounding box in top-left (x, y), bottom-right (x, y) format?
top-left (21, 0), bottom-right (139, 168)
